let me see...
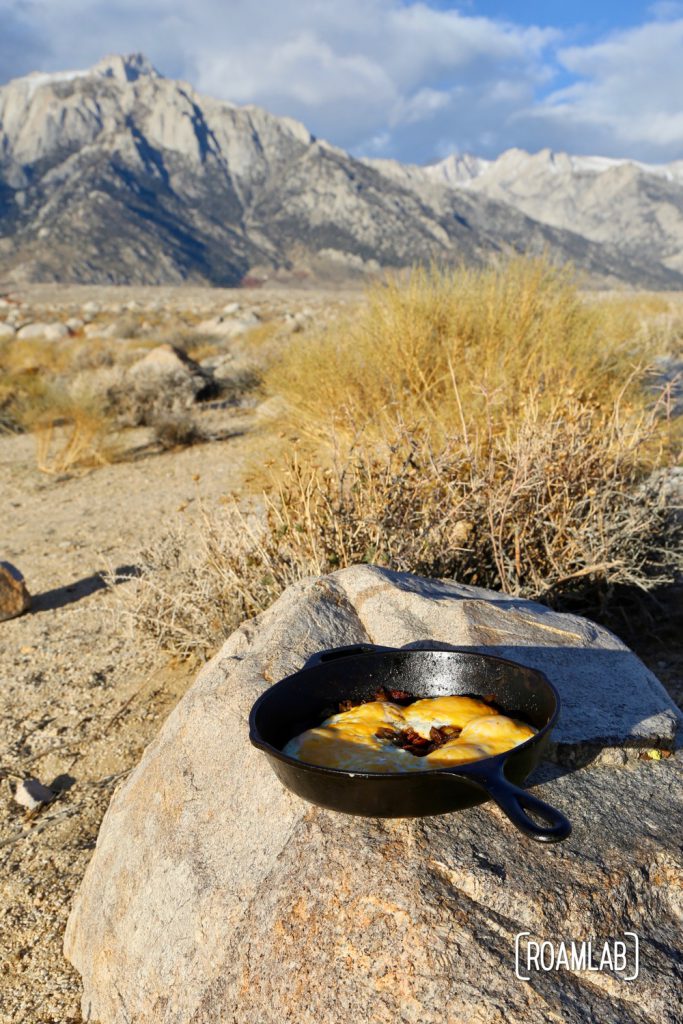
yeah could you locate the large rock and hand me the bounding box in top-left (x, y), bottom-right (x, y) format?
top-left (0, 561), bottom-right (31, 621)
top-left (128, 343), bottom-right (206, 385)
top-left (64, 566), bottom-right (682, 1024)
top-left (126, 343), bottom-right (214, 407)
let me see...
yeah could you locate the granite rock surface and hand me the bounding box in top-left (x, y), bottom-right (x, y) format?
top-left (64, 566), bottom-right (682, 1024)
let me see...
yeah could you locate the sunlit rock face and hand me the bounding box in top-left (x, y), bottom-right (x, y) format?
top-left (368, 147), bottom-right (683, 276)
top-left (64, 565), bottom-right (682, 1024)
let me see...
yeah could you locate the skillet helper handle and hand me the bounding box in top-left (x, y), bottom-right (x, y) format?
top-left (448, 763), bottom-right (572, 844)
top-left (308, 644), bottom-right (394, 666)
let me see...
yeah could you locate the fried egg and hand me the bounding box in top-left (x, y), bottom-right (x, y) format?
top-left (283, 725), bottom-right (424, 773)
top-left (282, 695), bottom-right (535, 773)
top-left (457, 714), bottom-right (535, 753)
top-left (403, 695), bottom-right (497, 734)
top-left (325, 700), bottom-right (406, 731)
top-left (424, 741), bottom-right (495, 767)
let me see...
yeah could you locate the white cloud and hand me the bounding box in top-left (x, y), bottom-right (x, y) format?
top-left (522, 19), bottom-right (683, 159)
top-left (0, 2), bottom-right (682, 163)
top-left (648, 1), bottom-right (683, 19)
top-left (188, 2), bottom-right (558, 158)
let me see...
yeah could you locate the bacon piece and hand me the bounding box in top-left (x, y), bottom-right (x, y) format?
top-left (338, 699), bottom-right (359, 713)
top-left (387, 688), bottom-right (414, 705)
top-left (430, 724), bottom-right (462, 743)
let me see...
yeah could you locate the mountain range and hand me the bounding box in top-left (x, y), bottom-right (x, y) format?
top-left (0, 53), bottom-right (682, 289)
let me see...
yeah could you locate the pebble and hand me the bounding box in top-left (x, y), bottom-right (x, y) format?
top-left (13, 778), bottom-right (55, 812)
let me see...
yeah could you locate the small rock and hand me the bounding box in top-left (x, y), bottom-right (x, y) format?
top-left (43, 322), bottom-right (69, 341)
top-left (98, 321), bottom-right (126, 339)
top-left (0, 562), bottom-right (31, 621)
top-left (82, 301), bottom-right (100, 317)
top-left (16, 322), bottom-right (50, 340)
top-left (199, 352), bottom-right (235, 376)
top-left (14, 777), bottom-right (55, 811)
top-left (66, 317), bottom-right (84, 332)
top-left (16, 321), bottom-right (68, 341)
top-left (196, 311), bottom-right (260, 339)
top-left (221, 302), bottom-right (241, 315)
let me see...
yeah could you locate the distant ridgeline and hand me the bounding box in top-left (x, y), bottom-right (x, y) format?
top-left (0, 53), bottom-right (682, 288)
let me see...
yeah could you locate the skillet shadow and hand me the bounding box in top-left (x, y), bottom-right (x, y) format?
top-left (302, 640), bottom-right (682, 788)
top-left (31, 564), bottom-right (142, 613)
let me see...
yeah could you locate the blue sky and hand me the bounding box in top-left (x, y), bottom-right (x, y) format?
top-left (455, 2), bottom-right (655, 29)
top-left (2, 1), bottom-right (683, 164)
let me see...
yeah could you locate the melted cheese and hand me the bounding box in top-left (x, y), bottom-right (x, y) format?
top-left (284, 726), bottom-right (424, 773)
top-left (283, 695), bottom-right (536, 773)
top-left (403, 695), bottom-right (497, 734)
top-left (326, 700), bottom-right (405, 731)
top-left (457, 714), bottom-right (535, 753)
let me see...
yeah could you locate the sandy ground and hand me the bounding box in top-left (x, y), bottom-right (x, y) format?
top-left (0, 408), bottom-right (259, 1022)
top-left (0, 282), bottom-right (354, 1022)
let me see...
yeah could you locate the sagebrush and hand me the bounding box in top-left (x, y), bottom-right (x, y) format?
top-left (119, 261), bottom-right (682, 660)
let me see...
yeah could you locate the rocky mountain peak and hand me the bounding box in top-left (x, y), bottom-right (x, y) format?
top-left (90, 52), bottom-right (161, 83)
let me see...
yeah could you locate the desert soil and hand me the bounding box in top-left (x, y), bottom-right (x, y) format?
top-left (0, 285), bottom-right (680, 1024)
top-left (0, 423), bottom-right (259, 1024)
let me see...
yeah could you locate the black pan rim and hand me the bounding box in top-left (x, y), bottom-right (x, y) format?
top-left (249, 647), bottom-right (560, 780)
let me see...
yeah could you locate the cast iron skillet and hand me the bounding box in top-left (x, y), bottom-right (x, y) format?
top-left (249, 644), bottom-right (571, 843)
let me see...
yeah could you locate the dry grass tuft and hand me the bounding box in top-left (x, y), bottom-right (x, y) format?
top-left (0, 335), bottom-right (120, 471)
top-left (30, 388), bottom-right (121, 475)
top-left (0, 337), bottom-right (115, 441)
top-left (109, 506), bottom-right (267, 661)
top-left (239, 320), bottom-right (284, 352)
top-left (0, 332), bottom-right (209, 468)
top-left (151, 414), bottom-right (206, 451)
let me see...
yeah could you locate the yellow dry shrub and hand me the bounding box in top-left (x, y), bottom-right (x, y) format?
top-left (265, 257), bottom-right (659, 453)
top-left (22, 384), bottom-right (119, 475)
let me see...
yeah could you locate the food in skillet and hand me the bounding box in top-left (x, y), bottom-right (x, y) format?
top-left (282, 692), bottom-right (536, 772)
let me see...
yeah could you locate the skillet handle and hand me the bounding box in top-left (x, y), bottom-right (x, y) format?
top-left (445, 763), bottom-right (572, 844)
